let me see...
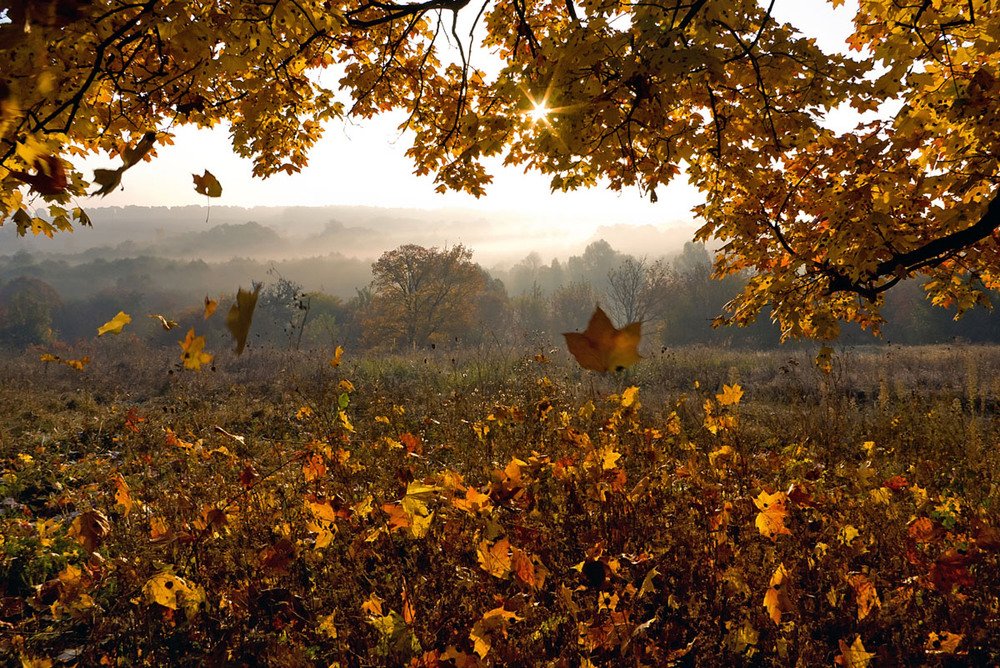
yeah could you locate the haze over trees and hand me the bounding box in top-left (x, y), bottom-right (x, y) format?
top-left (4, 1), bottom-right (1000, 341)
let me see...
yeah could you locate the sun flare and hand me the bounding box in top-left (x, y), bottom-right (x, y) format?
top-left (528, 102), bottom-right (550, 123)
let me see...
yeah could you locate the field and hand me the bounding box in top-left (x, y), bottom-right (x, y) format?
top-left (2, 342), bottom-right (999, 666)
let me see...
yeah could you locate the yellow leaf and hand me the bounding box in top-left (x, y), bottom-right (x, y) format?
top-left (179, 328), bottom-right (213, 371)
top-left (840, 525), bottom-right (860, 545)
top-left (763, 563), bottom-right (793, 624)
top-left (39, 353), bottom-right (59, 363)
top-left (113, 474), bottom-right (133, 516)
top-left (563, 306), bottom-right (641, 373)
top-left (330, 345), bottom-right (344, 367)
top-left (64, 357), bottom-right (89, 371)
top-left (753, 491), bottom-right (791, 540)
top-left (226, 284), bottom-right (261, 355)
top-left (716, 383), bottom-right (744, 406)
top-left (192, 169), bottom-right (222, 197)
top-left (97, 311), bottom-right (131, 336)
top-left (144, 572), bottom-right (193, 610)
top-left (835, 636), bottom-right (875, 667)
top-left (620, 385), bottom-right (640, 407)
top-left (469, 607), bottom-right (521, 658)
top-left (318, 612), bottom-right (338, 639)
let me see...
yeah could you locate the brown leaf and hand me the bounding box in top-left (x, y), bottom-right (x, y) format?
top-left (226, 283), bottom-right (261, 355)
top-left (69, 510), bottom-right (110, 552)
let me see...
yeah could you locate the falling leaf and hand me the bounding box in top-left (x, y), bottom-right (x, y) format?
top-left (179, 328), bottom-right (213, 371)
top-left (192, 169), bottom-right (222, 197)
top-left (815, 346), bottom-right (834, 374)
top-left (203, 296), bottom-right (218, 319)
top-left (847, 573), bottom-right (880, 620)
top-left (753, 490), bottom-right (791, 540)
top-left (835, 636), bottom-right (875, 667)
top-left (716, 383), bottom-right (744, 406)
top-left (149, 314), bottom-right (179, 330)
top-left (563, 306), bottom-right (641, 373)
top-left (226, 284), bottom-right (261, 355)
top-left (620, 385), bottom-right (640, 407)
top-left (97, 311), bottom-right (131, 336)
top-left (763, 563), bottom-right (793, 624)
top-left (330, 345), bottom-right (344, 367)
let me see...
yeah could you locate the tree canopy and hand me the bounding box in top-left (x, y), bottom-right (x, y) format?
top-left (2, 0), bottom-right (1000, 339)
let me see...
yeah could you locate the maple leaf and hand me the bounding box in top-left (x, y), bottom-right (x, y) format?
top-left (192, 169), bottom-right (222, 197)
top-left (753, 490), bottom-right (792, 540)
top-left (469, 607), bottom-right (522, 658)
top-left (179, 328), bottom-right (213, 370)
top-left (835, 636), bottom-right (875, 667)
top-left (226, 284), bottom-right (261, 355)
top-left (563, 306), bottom-right (641, 373)
top-left (716, 383), bottom-right (744, 406)
top-left (763, 563), bottom-right (793, 624)
top-left (477, 538), bottom-right (512, 578)
top-left (925, 631), bottom-right (963, 654)
top-left (97, 311), bottom-right (131, 336)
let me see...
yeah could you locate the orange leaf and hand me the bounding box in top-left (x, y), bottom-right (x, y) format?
top-left (477, 538), bottom-right (511, 578)
top-left (847, 573), bottom-right (880, 620)
top-left (562, 306), bottom-right (641, 373)
top-left (763, 563), bottom-right (793, 624)
top-left (203, 296), bottom-right (218, 319)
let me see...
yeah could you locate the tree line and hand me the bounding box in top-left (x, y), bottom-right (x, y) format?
top-left (2, 240), bottom-right (999, 354)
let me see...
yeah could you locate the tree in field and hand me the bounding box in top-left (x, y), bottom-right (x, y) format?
top-left (4, 2), bottom-right (1000, 338)
top-left (0, 276), bottom-right (62, 346)
top-left (607, 256), bottom-right (672, 326)
top-left (366, 244), bottom-right (484, 348)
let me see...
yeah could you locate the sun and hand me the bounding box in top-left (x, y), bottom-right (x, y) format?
top-left (528, 102), bottom-right (550, 124)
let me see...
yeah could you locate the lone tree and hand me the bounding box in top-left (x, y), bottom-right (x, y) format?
top-left (3, 1), bottom-right (1000, 338)
top-left (367, 244), bottom-right (484, 348)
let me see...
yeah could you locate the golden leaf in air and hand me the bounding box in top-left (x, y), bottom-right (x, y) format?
top-left (834, 636), bottom-right (875, 667)
top-left (64, 356), bottom-right (89, 371)
top-left (562, 306), bottom-right (641, 373)
top-left (97, 311), bottom-right (131, 336)
top-left (763, 563), bottom-right (793, 624)
top-left (226, 283), bottom-right (261, 355)
top-left (753, 490), bottom-right (792, 540)
top-left (330, 345), bottom-right (344, 367)
top-left (149, 314), bottom-right (178, 330)
top-left (203, 296), bottom-right (218, 319)
top-left (192, 169), bottom-right (222, 197)
top-left (179, 328), bottom-right (213, 371)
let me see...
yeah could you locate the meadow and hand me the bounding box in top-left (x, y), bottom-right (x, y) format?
top-left (1, 341), bottom-right (999, 666)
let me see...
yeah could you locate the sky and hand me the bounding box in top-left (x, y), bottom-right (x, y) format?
top-left (76, 1), bottom-right (858, 235)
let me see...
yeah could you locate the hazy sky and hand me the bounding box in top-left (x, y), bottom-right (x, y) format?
top-left (78, 1), bottom-right (856, 231)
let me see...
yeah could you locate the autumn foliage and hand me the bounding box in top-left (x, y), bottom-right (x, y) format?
top-left (2, 347), bottom-right (999, 665)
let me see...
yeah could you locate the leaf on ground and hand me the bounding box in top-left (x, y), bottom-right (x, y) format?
top-left (469, 607), bottom-right (522, 658)
top-left (847, 573), bottom-right (880, 620)
top-left (477, 538), bottom-right (512, 578)
top-left (835, 636), bottom-right (875, 667)
top-left (69, 510), bottom-right (110, 552)
top-left (763, 563), bottom-right (793, 624)
top-left (753, 490), bottom-right (791, 540)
